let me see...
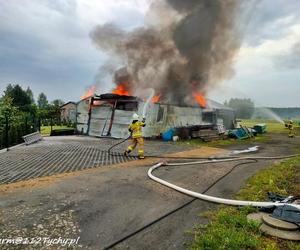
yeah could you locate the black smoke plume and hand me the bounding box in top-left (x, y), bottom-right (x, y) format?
top-left (90, 0), bottom-right (242, 105)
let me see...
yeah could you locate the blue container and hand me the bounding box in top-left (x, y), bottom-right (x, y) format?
top-left (228, 128), bottom-right (249, 140)
top-left (162, 129), bottom-right (174, 141)
top-left (253, 124), bottom-right (267, 134)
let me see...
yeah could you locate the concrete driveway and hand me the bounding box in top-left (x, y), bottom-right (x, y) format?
top-left (0, 134), bottom-right (299, 249)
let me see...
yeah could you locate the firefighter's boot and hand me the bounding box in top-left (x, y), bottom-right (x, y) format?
top-left (124, 150), bottom-right (131, 157)
top-left (138, 155), bottom-right (145, 159)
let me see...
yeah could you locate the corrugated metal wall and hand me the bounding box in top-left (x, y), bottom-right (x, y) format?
top-left (76, 99), bottom-right (217, 138)
top-left (89, 105), bottom-right (112, 137)
top-left (76, 99), bottom-right (89, 134)
top-left (216, 109), bottom-right (236, 129)
top-left (138, 103), bottom-right (164, 137)
top-left (141, 103), bottom-right (204, 137)
top-left (110, 110), bottom-right (135, 138)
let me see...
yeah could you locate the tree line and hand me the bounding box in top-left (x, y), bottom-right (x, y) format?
top-left (0, 84), bottom-right (66, 149)
top-left (224, 98), bottom-right (255, 119)
top-left (224, 98), bottom-right (300, 120)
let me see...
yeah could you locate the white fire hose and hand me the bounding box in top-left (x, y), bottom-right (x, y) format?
top-left (148, 155), bottom-right (300, 209)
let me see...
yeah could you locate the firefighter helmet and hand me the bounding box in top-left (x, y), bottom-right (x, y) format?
top-left (132, 113), bottom-right (139, 120)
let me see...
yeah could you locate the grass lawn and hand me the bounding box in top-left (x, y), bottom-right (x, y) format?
top-left (178, 135), bottom-right (268, 148)
top-left (190, 156), bottom-right (300, 250)
top-left (177, 119), bottom-right (300, 148)
top-left (40, 126), bottom-right (73, 136)
top-left (241, 119), bottom-right (300, 134)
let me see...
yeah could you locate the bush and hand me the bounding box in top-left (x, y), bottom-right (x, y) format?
top-left (0, 114), bottom-right (37, 149)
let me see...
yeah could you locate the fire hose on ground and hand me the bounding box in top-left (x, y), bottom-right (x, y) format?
top-left (103, 94), bottom-right (300, 248)
top-left (148, 155), bottom-right (300, 209)
top-left (107, 136), bottom-right (242, 160)
top-left (104, 140), bottom-right (300, 249)
top-left (103, 159), bottom-right (257, 249)
top-left (108, 136), bottom-right (300, 208)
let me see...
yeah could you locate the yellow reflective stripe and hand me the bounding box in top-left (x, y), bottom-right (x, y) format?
top-left (132, 133), bottom-right (142, 136)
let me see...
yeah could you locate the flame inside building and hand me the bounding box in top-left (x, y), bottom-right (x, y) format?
top-left (76, 67), bottom-right (235, 139)
top-left (76, 87), bottom-right (235, 139)
top-left (112, 82), bottom-right (130, 96)
top-left (75, 0), bottom-right (242, 138)
top-left (109, 68), bottom-right (208, 107)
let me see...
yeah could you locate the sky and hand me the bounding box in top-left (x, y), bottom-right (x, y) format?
top-left (0, 0), bottom-right (300, 107)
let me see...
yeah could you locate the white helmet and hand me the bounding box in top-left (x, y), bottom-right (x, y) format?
top-left (132, 113), bottom-right (139, 120)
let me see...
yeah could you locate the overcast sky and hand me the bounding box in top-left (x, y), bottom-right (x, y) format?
top-left (0, 0), bottom-right (300, 107)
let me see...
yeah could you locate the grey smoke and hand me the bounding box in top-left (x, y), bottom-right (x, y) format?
top-left (90, 0), bottom-right (243, 105)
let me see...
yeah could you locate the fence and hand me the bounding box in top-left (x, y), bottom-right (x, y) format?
top-left (0, 114), bottom-right (76, 150)
top-left (0, 114), bottom-right (39, 150)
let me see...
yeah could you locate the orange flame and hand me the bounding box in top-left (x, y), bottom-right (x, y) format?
top-left (151, 95), bottom-right (161, 103)
top-left (193, 92), bottom-right (206, 108)
top-left (112, 82), bottom-right (130, 96)
top-left (81, 86), bottom-right (96, 100)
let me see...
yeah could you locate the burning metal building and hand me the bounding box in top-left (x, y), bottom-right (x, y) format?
top-left (76, 93), bottom-right (235, 139)
top-left (75, 0), bottom-right (243, 138)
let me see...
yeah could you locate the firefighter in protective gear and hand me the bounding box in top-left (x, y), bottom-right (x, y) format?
top-left (288, 120), bottom-right (295, 138)
top-left (124, 113), bottom-right (146, 159)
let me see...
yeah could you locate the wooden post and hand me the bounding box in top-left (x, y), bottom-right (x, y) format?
top-left (86, 97), bottom-right (93, 135)
top-left (106, 100), bottom-right (117, 136)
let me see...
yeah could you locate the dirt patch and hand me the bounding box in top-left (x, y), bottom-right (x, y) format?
top-left (164, 146), bottom-right (228, 158)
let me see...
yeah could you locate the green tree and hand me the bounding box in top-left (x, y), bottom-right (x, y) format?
top-left (3, 84), bottom-right (32, 111)
top-left (225, 98), bottom-right (255, 119)
top-left (0, 97), bottom-right (19, 148)
top-left (37, 93), bottom-right (48, 109)
top-left (0, 97), bottom-right (18, 125)
top-left (52, 99), bottom-right (64, 107)
top-left (50, 100), bottom-right (64, 122)
top-left (26, 87), bottom-right (35, 103)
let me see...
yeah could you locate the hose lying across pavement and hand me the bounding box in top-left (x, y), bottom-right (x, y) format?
top-left (108, 137), bottom-right (300, 208)
top-left (104, 137), bottom-right (300, 249)
top-left (103, 136), bottom-right (300, 249)
top-left (148, 155), bottom-right (300, 209)
top-left (107, 136), bottom-right (242, 160)
top-left (108, 136), bottom-right (300, 209)
top-left (103, 154), bottom-right (300, 249)
top-left (103, 159), bottom-right (258, 249)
